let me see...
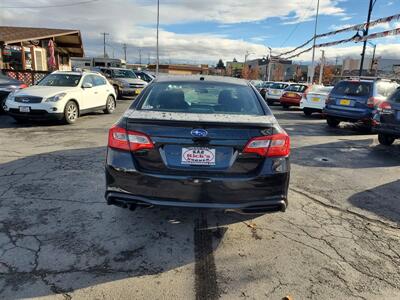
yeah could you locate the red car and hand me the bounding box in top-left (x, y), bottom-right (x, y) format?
top-left (279, 84), bottom-right (309, 108)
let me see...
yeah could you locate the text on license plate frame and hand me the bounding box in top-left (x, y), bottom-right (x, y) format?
top-left (181, 147), bottom-right (216, 166)
top-left (19, 106), bottom-right (30, 113)
top-left (340, 99), bottom-right (351, 106)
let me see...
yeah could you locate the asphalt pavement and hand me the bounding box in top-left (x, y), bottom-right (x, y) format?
top-left (0, 100), bottom-right (399, 300)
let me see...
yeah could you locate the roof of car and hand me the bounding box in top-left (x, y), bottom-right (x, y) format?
top-left (153, 75), bottom-right (248, 86)
top-left (52, 70), bottom-right (101, 76)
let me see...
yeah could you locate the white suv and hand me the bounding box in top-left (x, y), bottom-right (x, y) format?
top-left (4, 71), bottom-right (117, 124)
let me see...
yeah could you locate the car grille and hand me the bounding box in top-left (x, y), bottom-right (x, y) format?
top-left (129, 83), bottom-right (145, 88)
top-left (14, 96), bottom-right (43, 103)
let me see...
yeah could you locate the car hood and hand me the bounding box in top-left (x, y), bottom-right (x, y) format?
top-left (14, 86), bottom-right (76, 97)
top-left (118, 78), bottom-right (147, 85)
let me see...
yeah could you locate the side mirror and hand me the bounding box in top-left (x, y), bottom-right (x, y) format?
top-left (82, 82), bottom-right (93, 89)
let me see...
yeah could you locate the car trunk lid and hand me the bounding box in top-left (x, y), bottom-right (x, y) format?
top-left (125, 110), bottom-right (278, 176)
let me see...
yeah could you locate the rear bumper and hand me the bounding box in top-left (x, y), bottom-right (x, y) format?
top-left (300, 100), bottom-right (324, 111)
top-left (374, 124), bottom-right (400, 137)
top-left (105, 148), bottom-right (290, 213)
top-left (105, 191), bottom-right (287, 213)
top-left (324, 106), bottom-right (372, 122)
top-left (280, 97), bottom-right (301, 106)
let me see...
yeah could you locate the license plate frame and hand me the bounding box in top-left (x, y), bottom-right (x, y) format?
top-left (19, 106), bottom-right (30, 113)
top-left (181, 147), bottom-right (216, 166)
top-left (340, 99), bottom-right (351, 106)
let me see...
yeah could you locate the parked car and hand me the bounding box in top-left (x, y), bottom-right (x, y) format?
top-left (265, 82), bottom-right (289, 105)
top-left (373, 87), bottom-right (400, 145)
top-left (105, 76), bottom-right (290, 214)
top-left (324, 79), bottom-right (399, 129)
top-left (4, 71), bottom-right (116, 124)
top-left (279, 83), bottom-right (309, 109)
top-left (299, 85), bottom-right (334, 116)
top-left (96, 67), bottom-right (147, 98)
top-left (253, 81), bottom-right (273, 99)
top-left (0, 73), bottom-right (27, 114)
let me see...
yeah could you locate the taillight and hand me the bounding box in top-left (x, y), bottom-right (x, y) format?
top-left (108, 125), bottom-right (154, 152)
top-left (243, 133), bottom-right (290, 157)
top-left (378, 101), bottom-right (392, 111)
top-left (325, 93), bottom-right (333, 104)
top-left (367, 97), bottom-right (379, 108)
top-left (19, 84), bottom-right (28, 89)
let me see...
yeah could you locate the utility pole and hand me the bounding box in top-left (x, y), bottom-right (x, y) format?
top-left (267, 46), bottom-right (272, 81)
top-left (370, 43), bottom-right (377, 75)
top-left (156, 0), bottom-right (160, 75)
top-left (138, 48), bottom-right (142, 65)
top-left (319, 50), bottom-right (325, 84)
top-left (359, 0), bottom-right (376, 76)
top-left (123, 43), bottom-right (127, 62)
top-left (101, 32), bottom-right (110, 58)
top-left (309, 0), bottom-right (320, 84)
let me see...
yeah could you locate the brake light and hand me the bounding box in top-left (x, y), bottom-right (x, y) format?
top-left (19, 84), bottom-right (28, 89)
top-left (108, 125), bottom-right (154, 152)
top-left (367, 97), bottom-right (379, 108)
top-left (243, 133), bottom-right (290, 157)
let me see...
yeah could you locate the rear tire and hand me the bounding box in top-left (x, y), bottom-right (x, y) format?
top-left (267, 99), bottom-right (274, 106)
top-left (63, 101), bottom-right (79, 124)
top-left (378, 133), bottom-right (395, 146)
top-left (13, 117), bottom-right (27, 124)
top-left (303, 108), bottom-right (312, 116)
top-left (282, 104), bottom-right (290, 109)
top-left (104, 95), bottom-right (116, 114)
top-left (327, 116), bottom-right (340, 127)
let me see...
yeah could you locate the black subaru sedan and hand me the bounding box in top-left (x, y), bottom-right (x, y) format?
top-left (105, 76), bottom-right (290, 214)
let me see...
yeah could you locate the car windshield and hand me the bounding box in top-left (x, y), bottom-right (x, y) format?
top-left (113, 69), bottom-right (137, 78)
top-left (37, 74), bottom-right (81, 87)
top-left (332, 81), bottom-right (372, 97)
top-left (387, 87), bottom-right (400, 103)
top-left (285, 84), bottom-right (308, 92)
top-left (139, 81), bottom-right (264, 115)
top-left (270, 83), bottom-right (288, 89)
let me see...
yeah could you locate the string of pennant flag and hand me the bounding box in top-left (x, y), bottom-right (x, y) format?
top-left (277, 13), bottom-right (400, 58)
top-left (281, 27), bottom-right (400, 59)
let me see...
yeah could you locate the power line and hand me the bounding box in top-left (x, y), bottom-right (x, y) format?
top-left (280, 0), bottom-right (315, 47)
top-left (1, 0), bottom-right (99, 9)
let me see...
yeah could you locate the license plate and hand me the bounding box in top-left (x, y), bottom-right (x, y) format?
top-left (288, 93), bottom-right (296, 97)
top-left (135, 89), bottom-right (141, 94)
top-left (312, 97), bottom-right (320, 102)
top-left (182, 147), bottom-right (216, 166)
top-left (19, 106), bottom-right (30, 113)
top-left (340, 99), bottom-right (351, 106)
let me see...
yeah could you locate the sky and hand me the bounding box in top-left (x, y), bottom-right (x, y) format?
top-left (1, 0), bottom-right (400, 65)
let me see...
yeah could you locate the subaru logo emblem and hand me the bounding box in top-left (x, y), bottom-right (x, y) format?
top-left (191, 129), bottom-right (208, 137)
top-left (22, 98), bottom-right (29, 103)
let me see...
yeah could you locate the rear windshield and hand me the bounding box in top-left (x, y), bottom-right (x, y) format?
top-left (270, 83), bottom-right (289, 89)
top-left (376, 81), bottom-right (399, 97)
top-left (139, 82), bottom-right (264, 115)
top-left (332, 81), bottom-right (372, 97)
top-left (285, 84), bottom-right (308, 92)
top-left (309, 85), bottom-right (333, 94)
top-left (387, 87), bottom-right (400, 103)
